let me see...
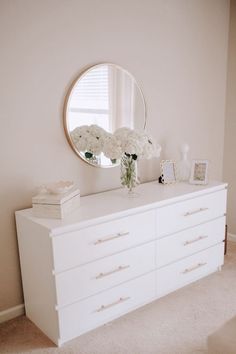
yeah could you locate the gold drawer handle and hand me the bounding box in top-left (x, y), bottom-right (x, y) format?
top-left (182, 262), bottom-right (207, 274)
top-left (184, 207), bottom-right (209, 217)
top-left (96, 296), bottom-right (130, 313)
top-left (94, 231), bottom-right (130, 245)
top-left (95, 265), bottom-right (130, 279)
top-left (184, 235), bottom-right (208, 246)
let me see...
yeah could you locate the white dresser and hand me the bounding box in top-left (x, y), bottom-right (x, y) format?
top-left (15, 181), bottom-right (227, 346)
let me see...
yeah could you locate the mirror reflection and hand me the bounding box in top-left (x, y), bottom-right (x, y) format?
top-left (64, 63), bottom-right (146, 167)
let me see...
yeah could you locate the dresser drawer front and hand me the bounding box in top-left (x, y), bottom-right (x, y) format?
top-left (58, 272), bottom-right (156, 343)
top-left (55, 241), bottom-right (155, 307)
top-left (156, 217), bottom-right (225, 268)
top-left (52, 210), bottom-right (155, 272)
top-left (156, 243), bottom-right (224, 298)
top-left (157, 189), bottom-right (227, 237)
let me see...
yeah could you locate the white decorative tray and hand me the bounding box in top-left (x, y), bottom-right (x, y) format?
top-left (45, 181), bottom-right (74, 195)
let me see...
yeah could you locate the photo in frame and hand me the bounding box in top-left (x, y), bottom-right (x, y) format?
top-left (160, 160), bottom-right (177, 184)
top-left (189, 159), bottom-right (209, 185)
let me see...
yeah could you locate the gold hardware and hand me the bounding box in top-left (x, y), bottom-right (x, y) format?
top-left (184, 207), bottom-right (209, 217)
top-left (95, 265), bottom-right (130, 279)
top-left (94, 231), bottom-right (130, 245)
top-left (96, 296), bottom-right (130, 312)
top-left (184, 235), bottom-right (208, 246)
top-left (182, 262), bottom-right (207, 274)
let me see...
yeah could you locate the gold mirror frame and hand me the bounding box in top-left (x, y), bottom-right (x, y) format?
top-left (63, 63), bottom-right (147, 168)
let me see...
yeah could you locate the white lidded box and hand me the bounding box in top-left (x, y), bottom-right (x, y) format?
top-left (32, 188), bottom-right (80, 219)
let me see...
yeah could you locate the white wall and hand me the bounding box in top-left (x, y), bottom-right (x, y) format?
top-left (0, 0), bottom-right (229, 311)
top-left (224, 0), bottom-right (236, 235)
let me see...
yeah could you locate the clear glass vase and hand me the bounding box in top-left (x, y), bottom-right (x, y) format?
top-left (84, 152), bottom-right (100, 165)
top-left (120, 154), bottom-right (139, 196)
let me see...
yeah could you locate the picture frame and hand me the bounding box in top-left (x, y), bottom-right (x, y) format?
top-left (160, 160), bottom-right (177, 184)
top-left (189, 159), bottom-right (209, 185)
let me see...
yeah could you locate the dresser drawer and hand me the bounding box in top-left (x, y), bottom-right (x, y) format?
top-left (156, 189), bottom-right (227, 237)
top-left (156, 243), bottom-right (224, 298)
top-left (52, 210), bottom-right (155, 272)
top-left (58, 272), bottom-right (156, 344)
top-left (55, 241), bottom-right (155, 307)
top-left (156, 217), bottom-right (225, 268)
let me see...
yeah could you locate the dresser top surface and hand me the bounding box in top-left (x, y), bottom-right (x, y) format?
top-left (16, 180), bottom-right (227, 235)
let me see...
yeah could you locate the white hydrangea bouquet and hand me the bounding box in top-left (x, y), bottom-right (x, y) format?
top-left (103, 127), bottom-right (161, 193)
top-left (71, 124), bottom-right (107, 161)
top-left (70, 124), bottom-right (161, 194)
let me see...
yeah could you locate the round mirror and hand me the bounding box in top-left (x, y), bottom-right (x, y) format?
top-left (64, 63), bottom-right (146, 167)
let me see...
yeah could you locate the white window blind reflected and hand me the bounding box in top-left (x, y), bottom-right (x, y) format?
top-left (68, 66), bottom-right (110, 132)
top-left (69, 66), bottom-right (109, 111)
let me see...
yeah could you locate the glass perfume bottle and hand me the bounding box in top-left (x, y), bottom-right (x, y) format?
top-left (177, 143), bottom-right (191, 182)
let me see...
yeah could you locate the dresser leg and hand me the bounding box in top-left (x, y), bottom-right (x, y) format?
top-left (218, 266), bottom-right (222, 271)
top-left (224, 224), bottom-right (228, 255)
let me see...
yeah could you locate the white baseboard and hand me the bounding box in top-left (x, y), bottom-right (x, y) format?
top-left (0, 304), bottom-right (25, 324)
top-left (228, 233), bottom-right (236, 242)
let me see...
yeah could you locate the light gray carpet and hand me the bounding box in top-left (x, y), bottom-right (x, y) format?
top-left (1, 242), bottom-right (236, 354)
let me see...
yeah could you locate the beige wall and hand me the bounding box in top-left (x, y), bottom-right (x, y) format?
top-left (224, 0), bottom-right (236, 235)
top-left (0, 0), bottom-right (229, 311)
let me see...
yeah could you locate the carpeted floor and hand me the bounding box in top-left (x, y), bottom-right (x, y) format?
top-left (1, 242), bottom-right (236, 354)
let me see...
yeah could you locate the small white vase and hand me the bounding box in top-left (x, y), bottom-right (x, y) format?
top-left (177, 143), bottom-right (191, 182)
